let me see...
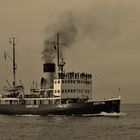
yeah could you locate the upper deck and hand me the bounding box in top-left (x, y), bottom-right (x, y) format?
top-left (54, 72), bottom-right (93, 100)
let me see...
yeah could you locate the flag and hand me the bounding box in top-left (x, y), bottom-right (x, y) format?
top-left (54, 44), bottom-right (57, 50)
top-left (4, 51), bottom-right (6, 60)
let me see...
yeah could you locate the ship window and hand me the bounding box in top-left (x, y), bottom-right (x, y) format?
top-left (58, 90), bottom-right (60, 93)
top-left (62, 80), bottom-right (64, 84)
top-left (71, 89), bottom-right (73, 93)
top-left (10, 100), bottom-right (13, 104)
top-left (65, 80), bottom-right (67, 83)
top-left (58, 80), bottom-right (60, 84)
top-left (68, 80), bottom-right (70, 83)
top-left (55, 81), bottom-right (57, 84)
top-left (55, 90), bottom-right (57, 93)
top-left (14, 100), bottom-right (18, 104)
top-left (4, 100), bottom-right (8, 104)
top-left (44, 100), bottom-right (49, 104)
top-left (68, 89), bottom-right (70, 93)
top-left (65, 89), bottom-right (67, 93)
top-left (62, 90), bottom-right (64, 93)
top-left (34, 100), bottom-right (36, 105)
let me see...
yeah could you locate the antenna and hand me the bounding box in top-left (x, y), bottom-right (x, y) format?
top-left (9, 37), bottom-right (18, 86)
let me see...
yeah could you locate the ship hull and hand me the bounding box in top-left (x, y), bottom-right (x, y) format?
top-left (0, 98), bottom-right (120, 115)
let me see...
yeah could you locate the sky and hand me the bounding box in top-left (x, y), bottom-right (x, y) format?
top-left (0, 0), bottom-right (140, 103)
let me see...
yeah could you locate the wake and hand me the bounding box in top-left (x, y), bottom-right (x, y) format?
top-left (82, 112), bottom-right (126, 117)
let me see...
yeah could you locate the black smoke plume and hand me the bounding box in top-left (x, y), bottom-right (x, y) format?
top-left (42, 12), bottom-right (78, 63)
top-left (42, 8), bottom-right (119, 63)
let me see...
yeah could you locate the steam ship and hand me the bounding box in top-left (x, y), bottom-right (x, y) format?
top-left (0, 34), bottom-right (120, 115)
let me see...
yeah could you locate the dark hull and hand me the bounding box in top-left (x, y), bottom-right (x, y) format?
top-left (0, 99), bottom-right (120, 115)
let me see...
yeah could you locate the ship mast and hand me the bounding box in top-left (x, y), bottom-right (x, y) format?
top-left (56, 33), bottom-right (60, 71)
top-left (54, 33), bottom-right (65, 78)
top-left (49, 33), bottom-right (65, 78)
top-left (9, 37), bottom-right (17, 86)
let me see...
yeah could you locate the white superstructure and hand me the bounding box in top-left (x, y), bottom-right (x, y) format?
top-left (53, 72), bottom-right (92, 101)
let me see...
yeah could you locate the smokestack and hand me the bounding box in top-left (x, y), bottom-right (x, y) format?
top-left (43, 63), bottom-right (56, 89)
top-left (43, 63), bottom-right (55, 73)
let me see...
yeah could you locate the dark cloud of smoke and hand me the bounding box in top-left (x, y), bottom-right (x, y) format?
top-left (42, 6), bottom-right (120, 63)
top-left (42, 12), bottom-right (78, 63)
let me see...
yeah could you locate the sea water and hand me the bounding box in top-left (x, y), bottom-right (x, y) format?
top-left (0, 104), bottom-right (139, 140)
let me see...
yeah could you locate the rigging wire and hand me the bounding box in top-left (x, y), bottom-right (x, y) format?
top-left (0, 50), bottom-right (12, 90)
top-left (10, 40), bottom-right (43, 87)
top-left (65, 48), bottom-right (91, 72)
top-left (65, 47), bottom-right (118, 97)
top-left (0, 40), bottom-right (119, 96)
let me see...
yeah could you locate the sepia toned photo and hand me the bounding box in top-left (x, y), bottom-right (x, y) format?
top-left (0, 0), bottom-right (139, 140)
